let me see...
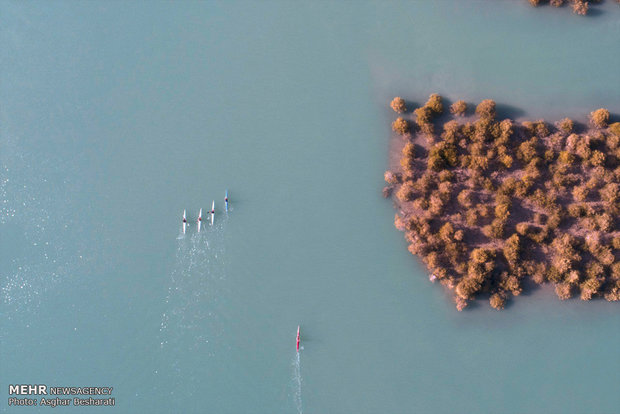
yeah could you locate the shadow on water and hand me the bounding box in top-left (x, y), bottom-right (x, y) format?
top-left (517, 277), bottom-right (542, 298)
top-left (495, 103), bottom-right (526, 120)
top-left (402, 100), bottom-right (421, 113)
top-left (465, 299), bottom-right (481, 310)
top-left (584, 7), bottom-right (605, 18)
top-left (573, 121), bottom-right (590, 133)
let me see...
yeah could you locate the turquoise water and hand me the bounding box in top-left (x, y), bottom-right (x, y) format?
top-left (2, 1), bottom-right (619, 413)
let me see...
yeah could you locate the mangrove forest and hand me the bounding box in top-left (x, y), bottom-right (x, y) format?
top-left (385, 94), bottom-right (620, 310)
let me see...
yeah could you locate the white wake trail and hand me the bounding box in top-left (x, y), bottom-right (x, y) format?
top-left (292, 352), bottom-right (303, 414)
top-left (157, 215), bottom-right (229, 404)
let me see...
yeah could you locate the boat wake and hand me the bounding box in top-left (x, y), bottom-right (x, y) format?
top-left (292, 352), bottom-right (303, 414)
top-left (157, 216), bottom-right (229, 402)
top-left (160, 223), bottom-right (227, 351)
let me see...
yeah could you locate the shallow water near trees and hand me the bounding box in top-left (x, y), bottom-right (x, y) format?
top-left (1, 1), bottom-right (619, 413)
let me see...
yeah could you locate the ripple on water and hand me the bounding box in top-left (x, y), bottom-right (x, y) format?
top-left (0, 136), bottom-right (91, 316)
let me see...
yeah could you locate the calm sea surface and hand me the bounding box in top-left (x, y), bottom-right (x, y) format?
top-left (2, 1), bottom-right (619, 413)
